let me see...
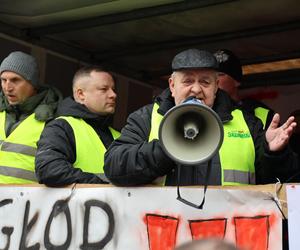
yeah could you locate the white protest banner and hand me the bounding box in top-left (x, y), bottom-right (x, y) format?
top-left (0, 185), bottom-right (282, 250)
top-left (287, 184), bottom-right (300, 250)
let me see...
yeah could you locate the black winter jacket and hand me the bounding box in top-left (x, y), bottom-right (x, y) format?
top-left (35, 97), bottom-right (115, 186)
top-left (104, 89), bottom-right (299, 186)
top-left (239, 98), bottom-right (274, 129)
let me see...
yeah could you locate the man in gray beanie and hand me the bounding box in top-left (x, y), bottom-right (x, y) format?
top-left (0, 51), bottom-right (62, 184)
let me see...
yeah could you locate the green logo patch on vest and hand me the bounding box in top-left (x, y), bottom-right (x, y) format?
top-left (227, 130), bottom-right (251, 138)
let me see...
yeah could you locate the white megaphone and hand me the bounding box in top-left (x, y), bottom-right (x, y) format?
top-left (159, 97), bottom-right (224, 165)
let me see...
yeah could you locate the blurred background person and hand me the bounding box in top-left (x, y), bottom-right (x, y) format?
top-left (214, 49), bottom-right (274, 129)
top-left (175, 238), bottom-right (240, 250)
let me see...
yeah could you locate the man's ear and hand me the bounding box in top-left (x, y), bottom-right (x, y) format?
top-left (215, 78), bottom-right (219, 94)
top-left (74, 87), bottom-right (85, 103)
top-left (169, 77), bottom-right (175, 97)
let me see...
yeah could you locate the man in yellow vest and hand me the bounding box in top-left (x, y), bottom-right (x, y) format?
top-left (0, 51), bottom-right (62, 183)
top-left (35, 66), bottom-right (119, 185)
top-left (104, 49), bottom-right (298, 186)
top-left (214, 49), bottom-right (274, 129)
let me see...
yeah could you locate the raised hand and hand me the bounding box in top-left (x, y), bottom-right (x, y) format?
top-left (266, 113), bottom-right (297, 151)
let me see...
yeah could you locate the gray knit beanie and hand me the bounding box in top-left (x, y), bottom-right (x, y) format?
top-left (0, 51), bottom-right (39, 88)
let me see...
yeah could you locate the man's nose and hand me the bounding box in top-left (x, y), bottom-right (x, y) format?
top-left (109, 89), bottom-right (117, 98)
top-left (3, 81), bottom-right (13, 91)
top-left (190, 83), bottom-right (202, 94)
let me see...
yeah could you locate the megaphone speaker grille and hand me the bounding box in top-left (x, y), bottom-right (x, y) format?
top-left (159, 102), bottom-right (224, 165)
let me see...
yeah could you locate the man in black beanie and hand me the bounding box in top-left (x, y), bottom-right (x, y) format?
top-left (214, 49), bottom-right (274, 129)
top-left (0, 51), bottom-right (62, 184)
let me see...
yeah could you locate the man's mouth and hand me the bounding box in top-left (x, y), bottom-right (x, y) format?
top-left (7, 94), bottom-right (16, 99)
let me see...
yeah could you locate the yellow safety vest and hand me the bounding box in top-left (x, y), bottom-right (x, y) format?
top-left (0, 111), bottom-right (45, 184)
top-left (254, 107), bottom-right (269, 129)
top-left (58, 116), bottom-right (120, 181)
top-left (219, 109), bottom-right (255, 185)
top-left (149, 103), bottom-right (255, 185)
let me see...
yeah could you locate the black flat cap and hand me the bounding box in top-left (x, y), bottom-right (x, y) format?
top-left (172, 49), bottom-right (218, 71)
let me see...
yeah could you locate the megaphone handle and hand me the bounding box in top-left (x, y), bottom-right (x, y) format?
top-left (176, 160), bottom-right (212, 209)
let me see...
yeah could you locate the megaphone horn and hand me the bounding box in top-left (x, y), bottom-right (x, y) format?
top-left (158, 97), bottom-right (224, 165)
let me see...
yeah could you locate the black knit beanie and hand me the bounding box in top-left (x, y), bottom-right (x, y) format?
top-left (214, 49), bottom-right (243, 83)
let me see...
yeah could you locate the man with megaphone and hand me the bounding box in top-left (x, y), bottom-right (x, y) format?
top-left (104, 49), bottom-right (298, 187)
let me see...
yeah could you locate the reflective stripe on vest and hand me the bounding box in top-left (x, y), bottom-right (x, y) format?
top-left (0, 111), bottom-right (45, 184)
top-left (58, 116), bottom-right (120, 175)
top-left (149, 104), bottom-right (255, 186)
top-left (254, 107), bottom-right (269, 129)
top-left (219, 109), bottom-right (255, 185)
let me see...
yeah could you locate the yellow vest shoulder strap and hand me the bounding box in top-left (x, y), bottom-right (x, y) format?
top-left (149, 103), bottom-right (163, 142)
top-left (254, 107), bottom-right (269, 129)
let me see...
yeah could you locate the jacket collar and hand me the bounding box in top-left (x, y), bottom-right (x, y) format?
top-left (56, 97), bottom-right (113, 128)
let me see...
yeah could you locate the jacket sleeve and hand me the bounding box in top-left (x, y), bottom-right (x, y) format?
top-left (104, 104), bottom-right (175, 186)
top-left (245, 112), bottom-right (300, 184)
top-left (35, 119), bottom-right (106, 186)
top-left (260, 144), bottom-right (300, 183)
